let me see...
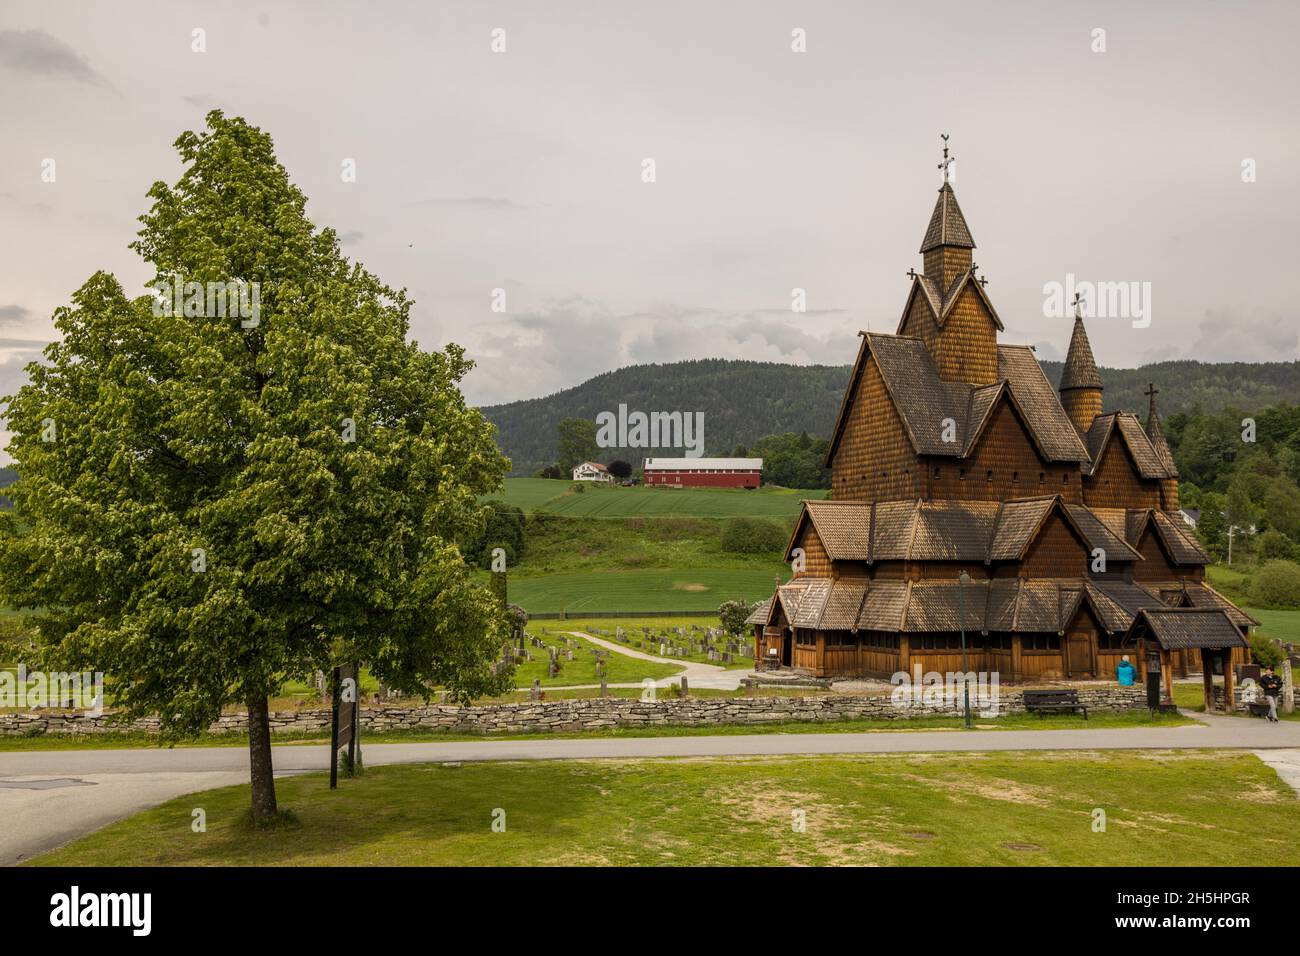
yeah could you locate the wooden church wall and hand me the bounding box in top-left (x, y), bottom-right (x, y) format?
top-left (926, 399), bottom-right (1081, 504)
top-left (1020, 510), bottom-right (1088, 576)
top-left (1083, 437), bottom-right (1161, 510)
top-left (831, 353), bottom-right (921, 502)
top-left (794, 523), bottom-right (833, 577)
top-left (934, 287), bottom-right (999, 386)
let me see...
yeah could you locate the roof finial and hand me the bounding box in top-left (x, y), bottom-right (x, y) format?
top-left (937, 133), bottom-right (955, 184)
top-left (1071, 291), bottom-right (1086, 320)
top-left (1144, 382), bottom-right (1159, 416)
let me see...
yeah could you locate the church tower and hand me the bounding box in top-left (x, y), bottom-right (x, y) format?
top-left (899, 136), bottom-right (1002, 386)
top-left (1058, 312), bottom-right (1104, 435)
top-left (920, 181), bottom-right (975, 292)
top-left (1145, 383), bottom-right (1180, 510)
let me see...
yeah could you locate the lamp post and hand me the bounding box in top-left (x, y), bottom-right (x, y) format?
top-left (958, 570), bottom-right (972, 729)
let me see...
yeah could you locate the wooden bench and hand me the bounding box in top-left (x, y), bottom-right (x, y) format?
top-left (1023, 689), bottom-right (1088, 719)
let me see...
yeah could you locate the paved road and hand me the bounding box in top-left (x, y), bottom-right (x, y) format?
top-left (3, 711), bottom-right (1298, 865)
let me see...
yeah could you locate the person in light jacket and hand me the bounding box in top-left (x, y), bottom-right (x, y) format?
top-left (1116, 655), bottom-right (1136, 687)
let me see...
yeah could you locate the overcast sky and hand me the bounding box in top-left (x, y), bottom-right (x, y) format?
top-left (1, 0), bottom-right (1297, 440)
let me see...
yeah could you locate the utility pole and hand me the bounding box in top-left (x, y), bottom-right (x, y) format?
top-left (1227, 524), bottom-right (1237, 566)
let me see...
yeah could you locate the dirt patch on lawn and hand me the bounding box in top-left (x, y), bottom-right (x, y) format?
top-left (709, 784), bottom-right (912, 864)
top-left (900, 772), bottom-right (1057, 808)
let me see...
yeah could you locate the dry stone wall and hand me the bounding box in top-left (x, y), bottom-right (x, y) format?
top-left (1, 685), bottom-right (1146, 737)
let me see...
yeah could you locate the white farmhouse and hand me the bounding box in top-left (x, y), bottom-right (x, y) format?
top-left (572, 460), bottom-right (613, 483)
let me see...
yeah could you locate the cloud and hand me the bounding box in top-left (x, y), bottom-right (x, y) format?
top-left (461, 297), bottom-right (859, 407)
top-left (410, 197), bottom-right (527, 212)
top-left (0, 305), bottom-right (32, 326)
top-left (1179, 309), bottom-right (1299, 363)
top-left (0, 29), bottom-right (111, 88)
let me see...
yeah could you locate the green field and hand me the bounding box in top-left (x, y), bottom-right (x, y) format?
top-left (489, 478), bottom-right (826, 519)
top-left (507, 568), bottom-right (779, 613)
top-left (1207, 564), bottom-right (1300, 644)
top-left (29, 750), bottom-right (1299, 866)
top-left (510, 629), bottom-right (681, 687)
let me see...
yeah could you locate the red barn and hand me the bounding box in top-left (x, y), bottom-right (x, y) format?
top-left (642, 457), bottom-right (762, 489)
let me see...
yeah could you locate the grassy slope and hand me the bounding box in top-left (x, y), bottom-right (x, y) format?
top-left (29, 749), bottom-right (1298, 866)
top-left (1207, 564), bottom-right (1300, 644)
top-left (491, 504), bottom-right (790, 613)
top-left (490, 478), bottom-right (826, 518)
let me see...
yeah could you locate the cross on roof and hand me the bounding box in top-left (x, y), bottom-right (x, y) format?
top-left (1071, 291), bottom-right (1085, 319)
top-left (971, 262), bottom-right (988, 287)
top-left (1144, 383), bottom-right (1159, 401)
top-left (907, 268), bottom-right (920, 280)
top-left (937, 133), bottom-right (955, 183)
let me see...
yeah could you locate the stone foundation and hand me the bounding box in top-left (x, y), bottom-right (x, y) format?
top-left (0, 685), bottom-right (1146, 738)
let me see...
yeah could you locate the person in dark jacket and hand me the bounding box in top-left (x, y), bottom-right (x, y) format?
top-left (1259, 667), bottom-right (1283, 722)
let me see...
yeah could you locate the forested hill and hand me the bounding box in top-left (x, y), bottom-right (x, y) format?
top-left (481, 357), bottom-right (1300, 476)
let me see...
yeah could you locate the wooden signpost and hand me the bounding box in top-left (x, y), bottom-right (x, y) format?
top-left (330, 662), bottom-right (360, 790)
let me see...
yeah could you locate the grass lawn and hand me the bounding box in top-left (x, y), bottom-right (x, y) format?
top-left (28, 748), bottom-right (1298, 866)
top-left (510, 630), bottom-right (681, 687)
top-left (542, 614), bottom-right (755, 670)
top-left (0, 707), bottom-right (1192, 751)
top-left (1207, 564), bottom-right (1300, 644)
top-left (506, 567), bottom-right (780, 613)
top-left (491, 478), bottom-right (826, 519)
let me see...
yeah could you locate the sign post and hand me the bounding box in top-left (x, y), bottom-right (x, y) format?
top-left (330, 663), bottom-right (360, 790)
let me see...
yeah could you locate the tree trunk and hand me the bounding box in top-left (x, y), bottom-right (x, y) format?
top-left (247, 695), bottom-right (278, 821)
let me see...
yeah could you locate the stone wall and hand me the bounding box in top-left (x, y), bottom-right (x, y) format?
top-left (0, 685), bottom-right (1146, 737)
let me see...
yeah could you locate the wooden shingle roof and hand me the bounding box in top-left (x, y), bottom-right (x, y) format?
top-left (744, 599), bottom-right (772, 626)
top-left (997, 345), bottom-right (1092, 462)
top-left (1179, 581), bottom-right (1259, 627)
top-left (790, 496), bottom-right (1143, 565)
top-left (1084, 412), bottom-right (1177, 479)
top-left (1083, 579), bottom-right (1167, 633)
top-left (1129, 607), bottom-right (1249, 651)
top-left (1059, 316), bottom-right (1104, 391)
top-left (919, 182), bottom-right (975, 252)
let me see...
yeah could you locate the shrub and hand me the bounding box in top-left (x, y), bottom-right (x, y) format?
top-left (1250, 633), bottom-right (1285, 669)
top-left (720, 516), bottom-right (788, 554)
top-left (1249, 560), bottom-right (1300, 609)
top-left (719, 599), bottom-right (758, 637)
top-left (1258, 529), bottom-right (1297, 562)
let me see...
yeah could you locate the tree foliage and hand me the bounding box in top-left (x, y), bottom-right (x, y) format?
top-left (0, 112), bottom-right (512, 816)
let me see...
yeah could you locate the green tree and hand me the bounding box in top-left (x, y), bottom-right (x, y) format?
top-left (1196, 492), bottom-right (1227, 558)
top-left (1249, 560), bottom-right (1300, 609)
top-left (718, 599), bottom-right (758, 638)
top-left (720, 516), bottom-right (789, 554)
top-left (555, 418), bottom-right (599, 473)
top-left (464, 501), bottom-right (527, 569)
top-left (0, 112), bottom-right (512, 822)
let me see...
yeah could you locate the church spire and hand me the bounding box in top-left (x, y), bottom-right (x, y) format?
top-left (1145, 383), bottom-right (1176, 473)
top-left (1058, 294), bottom-right (1104, 434)
top-left (920, 135), bottom-right (975, 291)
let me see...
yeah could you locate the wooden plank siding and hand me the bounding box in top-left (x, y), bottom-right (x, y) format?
top-left (1083, 434), bottom-right (1162, 509)
top-left (830, 354), bottom-right (921, 502)
top-left (925, 398), bottom-right (1082, 504)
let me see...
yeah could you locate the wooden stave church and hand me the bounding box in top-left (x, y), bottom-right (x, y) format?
top-left (747, 162), bottom-right (1256, 700)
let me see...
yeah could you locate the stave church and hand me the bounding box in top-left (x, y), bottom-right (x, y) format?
top-left (748, 146), bottom-right (1256, 705)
